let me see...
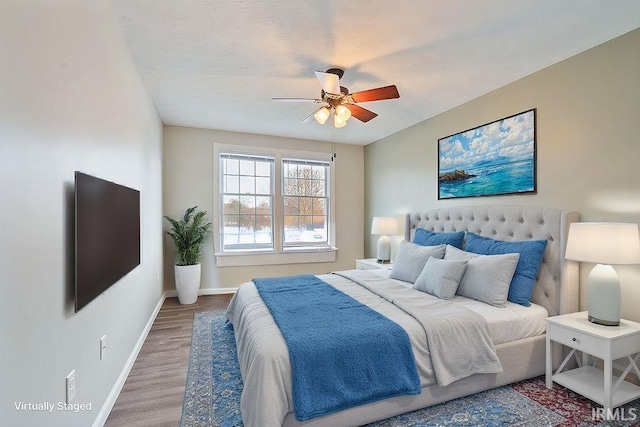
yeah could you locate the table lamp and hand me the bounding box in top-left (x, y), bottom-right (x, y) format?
top-left (565, 222), bottom-right (640, 326)
top-left (371, 217), bottom-right (400, 264)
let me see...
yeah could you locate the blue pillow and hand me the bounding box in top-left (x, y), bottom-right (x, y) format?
top-left (464, 233), bottom-right (548, 307)
top-left (413, 228), bottom-right (465, 249)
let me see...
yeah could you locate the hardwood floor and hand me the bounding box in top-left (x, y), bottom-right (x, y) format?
top-left (105, 294), bottom-right (233, 427)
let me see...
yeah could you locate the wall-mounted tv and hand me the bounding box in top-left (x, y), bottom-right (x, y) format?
top-left (75, 172), bottom-right (140, 312)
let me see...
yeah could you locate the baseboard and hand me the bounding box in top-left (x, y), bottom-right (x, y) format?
top-left (164, 287), bottom-right (238, 298)
top-left (92, 292), bottom-right (166, 427)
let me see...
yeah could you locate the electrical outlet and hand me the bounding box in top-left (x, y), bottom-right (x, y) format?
top-left (66, 370), bottom-right (75, 404)
top-left (100, 335), bottom-right (107, 361)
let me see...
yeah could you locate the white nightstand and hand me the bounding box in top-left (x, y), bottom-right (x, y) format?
top-left (546, 311), bottom-right (640, 415)
top-left (355, 258), bottom-right (393, 271)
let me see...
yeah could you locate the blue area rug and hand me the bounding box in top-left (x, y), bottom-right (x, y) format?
top-left (180, 310), bottom-right (640, 427)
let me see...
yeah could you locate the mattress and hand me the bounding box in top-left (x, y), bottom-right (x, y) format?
top-left (367, 269), bottom-right (549, 345)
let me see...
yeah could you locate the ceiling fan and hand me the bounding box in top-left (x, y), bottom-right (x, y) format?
top-left (272, 68), bottom-right (400, 128)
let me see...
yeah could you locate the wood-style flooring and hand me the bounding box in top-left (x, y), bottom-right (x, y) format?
top-left (105, 294), bottom-right (233, 427)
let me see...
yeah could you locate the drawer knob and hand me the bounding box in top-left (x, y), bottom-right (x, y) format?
top-left (572, 337), bottom-right (577, 342)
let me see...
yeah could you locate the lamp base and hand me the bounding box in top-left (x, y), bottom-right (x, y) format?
top-left (587, 264), bottom-right (621, 327)
top-left (588, 314), bottom-right (620, 326)
top-left (376, 235), bottom-right (391, 264)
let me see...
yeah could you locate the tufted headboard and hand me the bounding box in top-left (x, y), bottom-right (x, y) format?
top-left (405, 206), bottom-right (579, 316)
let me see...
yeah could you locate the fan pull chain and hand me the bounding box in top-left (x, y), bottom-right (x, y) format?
top-left (331, 130), bottom-right (337, 162)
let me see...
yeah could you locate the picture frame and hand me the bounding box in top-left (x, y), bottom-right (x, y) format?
top-left (438, 109), bottom-right (536, 199)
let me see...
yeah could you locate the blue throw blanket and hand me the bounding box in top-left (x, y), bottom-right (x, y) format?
top-left (253, 274), bottom-right (420, 421)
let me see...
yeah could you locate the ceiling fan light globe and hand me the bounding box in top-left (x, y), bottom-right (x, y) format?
top-left (314, 107), bottom-right (330, 124)
top-left (335, 105), bottom-right (352, 121)
top-left (333, 114), bottom-right (347, 128)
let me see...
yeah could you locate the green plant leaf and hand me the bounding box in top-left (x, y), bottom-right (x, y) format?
top-left (163, 206), bottom-right (212, 266)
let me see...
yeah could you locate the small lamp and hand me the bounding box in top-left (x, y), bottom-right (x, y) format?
top-left (371, 217), bottom-right (400, 264)
top-left (565, 222), bottom-right (640, 326)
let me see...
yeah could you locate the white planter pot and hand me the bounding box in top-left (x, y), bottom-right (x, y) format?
top-left (174, 263), bottom-right (201, 304)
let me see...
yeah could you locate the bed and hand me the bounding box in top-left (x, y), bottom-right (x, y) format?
top-left (226, 205), bottom-right (580, 427)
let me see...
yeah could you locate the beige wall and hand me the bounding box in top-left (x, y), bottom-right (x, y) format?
top-left (365, 28), bottom-right (640, 321)
top-left (0, 1), bottom-right (164, 425)
top-left (163, 125), bottom-right (364, 290)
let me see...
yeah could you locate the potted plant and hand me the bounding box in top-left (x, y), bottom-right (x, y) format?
top-left (164, 206), bottom-right (212, 304)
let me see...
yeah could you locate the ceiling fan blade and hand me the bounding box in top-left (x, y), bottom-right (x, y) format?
top-left (347, 104), bottom-right (378, 122)
top-left (302, 109), bottom-right (317, 123)
top-left (315, 71), bottom-right (340, 95)
top-left (272, 97), bottom-right (322, 103)
top-left (350, 85), bottom-right (400, 103)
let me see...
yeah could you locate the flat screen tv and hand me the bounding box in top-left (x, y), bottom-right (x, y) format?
top-left (75, 172), bottom-right (140, 312)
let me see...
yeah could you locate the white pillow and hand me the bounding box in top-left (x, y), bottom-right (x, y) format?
top-left (444, 245), bottom-right (519, 307)
top-left (413, 257), bottom-right (468, 300)
top-left (389, 241), bottom-right (446, 283)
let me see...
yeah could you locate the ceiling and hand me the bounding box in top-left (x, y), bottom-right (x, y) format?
top-left (115, 1), bottom-right (640, 146)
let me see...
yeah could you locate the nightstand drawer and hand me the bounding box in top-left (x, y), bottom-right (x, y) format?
top-left (548, 323), bottom-right (605, 357)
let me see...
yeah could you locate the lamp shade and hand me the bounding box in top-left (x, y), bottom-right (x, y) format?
top-left (371, 217), bottom-right (400, 236)
top-left (565, 222), bottom-right (640, 265)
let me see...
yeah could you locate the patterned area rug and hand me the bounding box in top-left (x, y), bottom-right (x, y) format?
top-left (181, 310), bottom-right (640, 427)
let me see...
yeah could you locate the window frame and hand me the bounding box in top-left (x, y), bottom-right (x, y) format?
top-left (213, 143), bottom-right (337, 267)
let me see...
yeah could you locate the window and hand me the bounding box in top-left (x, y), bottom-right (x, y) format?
top-left (283, 159), bottom-right (329, 248)
top-left (214, 145), bottom-right (335, 266)
top-left (220, 154), bottom-right (274, 251)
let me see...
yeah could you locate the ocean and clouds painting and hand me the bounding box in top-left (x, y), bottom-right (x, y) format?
top-left (438, 109), bottom-right (536, 199)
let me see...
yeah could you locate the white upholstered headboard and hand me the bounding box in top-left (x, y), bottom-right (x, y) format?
top-left (405, 206), bottom-right (579, 316)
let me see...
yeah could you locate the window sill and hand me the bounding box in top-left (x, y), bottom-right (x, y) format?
top-left (214, 247), bottom-right (338, 267)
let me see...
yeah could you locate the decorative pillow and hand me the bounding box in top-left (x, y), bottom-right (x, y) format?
top-left (389, 241), bottom-right (446, 284)
top-left (413, 257), bottom-right (468, 300)
top-left (465, 233), bottom-right (548, 307)
top-left (413, 228), bottom-right (465, 249)
top-left (444, 245), bottom-right (519, 307)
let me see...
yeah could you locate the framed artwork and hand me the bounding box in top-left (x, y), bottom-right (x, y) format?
top-left (438, 109), bottom-right (536, 199)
